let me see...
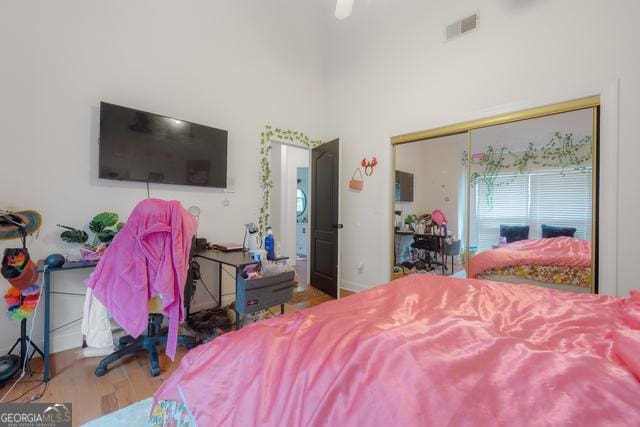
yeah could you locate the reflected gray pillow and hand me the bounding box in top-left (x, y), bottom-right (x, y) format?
top-left (542, 225), bottom-right (576, 238)
top-left (499, 225), bottom-right (529, 243)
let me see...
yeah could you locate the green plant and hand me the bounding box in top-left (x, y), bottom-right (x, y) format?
top-left (540, 132), bottom-right (592, 174)
top-left (404, 214), bottom-right (418, 225)
top-left (469, 145), bottom-right (513, 209)
top-left (57, 212), bottom-right (124, 248)
top-left (258, 125), bottom-right (325, 235)
top-left (510, 142), bottom-right (540, 174)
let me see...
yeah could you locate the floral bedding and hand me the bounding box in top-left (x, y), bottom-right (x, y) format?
top-left (477, 264), bottom-right (592, 287)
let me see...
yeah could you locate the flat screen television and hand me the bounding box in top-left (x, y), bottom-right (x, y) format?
top-left (395, 170), bottom-right (414, 202)
top-left (99, 102), bottom-right (228, 188)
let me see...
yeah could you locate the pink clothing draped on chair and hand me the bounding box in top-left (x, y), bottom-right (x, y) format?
top-left (85, 199), bottom-right (197, 360)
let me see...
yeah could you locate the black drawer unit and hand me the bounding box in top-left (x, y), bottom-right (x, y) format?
top-left (236, 271), bottom-right (295, 314)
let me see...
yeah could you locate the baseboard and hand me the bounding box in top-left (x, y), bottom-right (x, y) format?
top-left (340, 279), bottom-right (370, 293)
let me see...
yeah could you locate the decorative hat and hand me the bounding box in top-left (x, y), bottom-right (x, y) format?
top-left (0, 210), bottom-right (42, 241)
top-left (2, 248), bottom-right (39, 290)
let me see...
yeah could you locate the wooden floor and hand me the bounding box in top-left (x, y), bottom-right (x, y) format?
top-left (2, 288), bottom-right (354, 426)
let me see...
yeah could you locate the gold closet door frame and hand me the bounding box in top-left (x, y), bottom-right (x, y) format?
top-left (390, 95), bottom-right (600, 293)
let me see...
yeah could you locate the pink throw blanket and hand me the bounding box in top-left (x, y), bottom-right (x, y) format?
top-left (86, 199), bottom-right (196, 360)
top-left (154, 275), bottom-right (640, 426)
top-left (469, 236), bottom-right (591, 278)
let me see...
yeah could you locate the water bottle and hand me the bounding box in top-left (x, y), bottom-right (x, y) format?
top-left (264, 227), bottom-right (275, 260)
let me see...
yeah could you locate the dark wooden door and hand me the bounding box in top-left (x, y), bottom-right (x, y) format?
top-left (310, 139), bottom-right (340, 298)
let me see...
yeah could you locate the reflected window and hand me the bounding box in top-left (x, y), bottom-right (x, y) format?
top-left (297, 189), bottom-right (307, 216)
top-left (472, 168), bottom-right (592, 251)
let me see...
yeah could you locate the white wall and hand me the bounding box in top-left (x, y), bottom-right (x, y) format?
top-left (0, 0), bottom-right (328, 353)
top-left (325, 0), bottom-right (640, 295)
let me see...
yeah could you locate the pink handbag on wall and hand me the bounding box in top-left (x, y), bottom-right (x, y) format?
top-left (349, 168), bottom-right (364, 191)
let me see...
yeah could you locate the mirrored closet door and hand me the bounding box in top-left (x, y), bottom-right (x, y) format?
top-left (393, 134), bottom-right (467, 278)
top-left (392, 97), bottom-right (599, 293)
top-left (467, 108), bottom-right (596, 293)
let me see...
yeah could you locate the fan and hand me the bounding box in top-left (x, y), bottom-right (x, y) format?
top-left (335, 0), bottom-right (354, 20)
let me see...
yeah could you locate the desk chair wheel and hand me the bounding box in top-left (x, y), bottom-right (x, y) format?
top-left (95, 366), bottom-right (107, 377)
top-left (150, 364), bottom-right (161, 377)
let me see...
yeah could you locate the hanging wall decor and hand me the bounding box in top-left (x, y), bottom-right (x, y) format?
top-left (461, 132), bottom-right (592, 208)
top-left (361, 157), bottom-right (378, 176)
top-left (349, 168), bottom-right (364, 190)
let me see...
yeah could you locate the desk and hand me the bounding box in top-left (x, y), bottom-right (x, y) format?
top-left (37, 259), bottom-right (98, 383)
top-left (394, 230), bottom-right (446, 275)
top-left (37, 251), bottom-right (287, 381)
top-left (194, 250), bottom-right (288, 328)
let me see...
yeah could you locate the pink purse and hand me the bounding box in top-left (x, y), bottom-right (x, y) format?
top-left (349, 168), bottom-right (364, 191)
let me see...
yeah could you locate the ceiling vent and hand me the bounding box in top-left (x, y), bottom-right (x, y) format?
top-left (446, 13), bottom-right (478, 41)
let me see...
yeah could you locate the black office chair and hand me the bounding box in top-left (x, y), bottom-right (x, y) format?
top-left (95, 241), bottom-right (198, 377)
top-left (411, 235), bottom-right (445, 272)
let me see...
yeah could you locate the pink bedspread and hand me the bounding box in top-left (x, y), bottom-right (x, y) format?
top-left (469, 236), bottom-right (591, 278)
top-left (154, 276), bottom-right (640, 426)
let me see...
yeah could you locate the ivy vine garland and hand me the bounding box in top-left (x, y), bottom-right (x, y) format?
top-left (463, 132), bottom-right (592, 208)
top-left (540, 132), bottom-right (592, 173)
top-left (258, 125), bottom-right (325, 235)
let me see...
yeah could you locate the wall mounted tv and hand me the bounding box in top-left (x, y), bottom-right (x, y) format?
top-left (99, 102), bottom-right (228, 188)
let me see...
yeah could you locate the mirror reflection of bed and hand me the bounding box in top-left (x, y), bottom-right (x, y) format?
top-left (392, 103), bottom-right (598, 294)
top-left (468, 109), bottom-right (595, 293)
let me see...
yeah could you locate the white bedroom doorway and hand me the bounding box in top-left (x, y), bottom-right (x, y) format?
top-left (296, 167), bottom-right (310, 284)
top-left (270, 142), bottom-right (310, 285)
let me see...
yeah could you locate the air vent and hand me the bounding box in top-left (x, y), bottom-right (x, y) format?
top-left (446, 13), bottom-right (478, 41)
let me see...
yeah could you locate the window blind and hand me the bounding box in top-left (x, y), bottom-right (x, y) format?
top-left (475, 174), bottom-right (529, 252)
top-left (472, 168), bottom-right (592, 251)
top-left (529, 169), bottom-right (592, 241)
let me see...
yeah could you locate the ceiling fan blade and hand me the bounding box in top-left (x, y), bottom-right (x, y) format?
top-left (335, 0), bottom-right (354, 20)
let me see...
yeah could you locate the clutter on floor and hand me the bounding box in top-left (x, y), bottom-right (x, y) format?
top-left (187, 306), bottom-right (233, 343)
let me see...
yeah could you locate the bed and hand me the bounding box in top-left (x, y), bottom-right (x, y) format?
top-left (151, 275), bottom-right (640, 426)
top-left (469, 236), bottom-right (592, 293)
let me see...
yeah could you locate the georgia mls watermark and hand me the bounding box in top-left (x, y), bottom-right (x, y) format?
top-left (0, 403), bottom-right (72, 427)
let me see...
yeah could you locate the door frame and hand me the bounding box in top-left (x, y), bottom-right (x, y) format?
top-left (270, 138), bottom-right (313, 286)
top-left (390, 95), bottom-right (601, 293)
top-left (260, 125), bottom-right (343, 297)
top-left (269, 137), bottom-right (343, 296)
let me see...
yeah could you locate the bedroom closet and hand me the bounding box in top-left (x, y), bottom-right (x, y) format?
top-left (391, 96), bottom-right (599, 293)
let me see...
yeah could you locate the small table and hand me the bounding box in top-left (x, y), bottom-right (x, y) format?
top-left (194, 250), bottom-right (288, 328)
top-left (37, 259), bottom-right (98, 383)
